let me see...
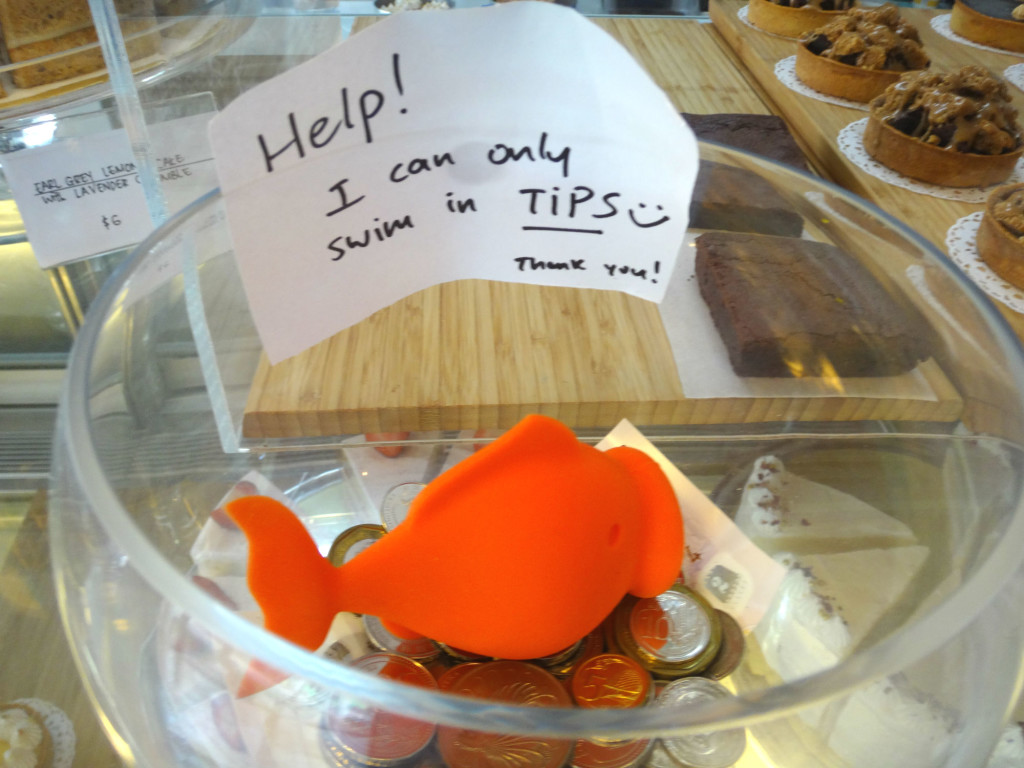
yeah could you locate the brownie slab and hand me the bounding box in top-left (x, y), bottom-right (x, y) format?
top-left (682, 113), bottom-right (810, 172)
top-left (690, 159), bottom-right (804, 237)
top-left (695, 231), bottom-right (928, 378)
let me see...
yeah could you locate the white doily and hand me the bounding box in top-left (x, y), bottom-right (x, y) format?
top-left (945, 212), bottom-right (1024, 313)
top-left (775, 55), bottom-right (870, 110)
top-left (1007, 63), bottom-right (1024, 93)
top-left (838, 118), bottom-right (1024, 203)
top-left (929, 13), bottom-right (1024, 58)
top-left (12, 699), bottom-right (75, 768)
top-left (737, 4), bottom-right (800, 38)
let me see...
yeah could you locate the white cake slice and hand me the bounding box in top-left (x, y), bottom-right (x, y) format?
top-left (755, 546), bottom-right (930, 682)
top-left (827, 675), bottom-right (959, 768)
top-left (734, 455), bottom-right (918, 555)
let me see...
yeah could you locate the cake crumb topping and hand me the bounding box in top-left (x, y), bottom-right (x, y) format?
top-left (870, 65), bottom-right (1021, 155)
top-left (993, 187), bottom-right (1024, 241)
top-left (802, 5), bottom-right (929, 71)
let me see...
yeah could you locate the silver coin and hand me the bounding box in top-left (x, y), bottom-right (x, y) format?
top-left (363, 614), bottom-right (440, 662)
top-left (381, 482), bottom-right (427, 531)
top-left (634, 590), bottom-right (712, 663)
top-left (654, 678), bottom-right (746, 768)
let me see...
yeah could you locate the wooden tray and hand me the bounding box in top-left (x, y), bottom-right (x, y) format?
top-left (708, 0), bottom-right (1024, 437)
top-left (709, 0), bottom-right (1024, 270)
top-left (240, 16), bottom-right (964, 440)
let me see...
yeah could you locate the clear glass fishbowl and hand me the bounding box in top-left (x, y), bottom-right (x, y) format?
top-left (49, 141), bottom-right (1024, 768)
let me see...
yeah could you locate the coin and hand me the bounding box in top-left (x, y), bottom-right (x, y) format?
top-left (571, 654), bottom-right (651, 710)
top-left (438, 661), bottom-right (573, 768)
top-left (615, 586), bottom-right (722, 678)
top-left (436, 662), bottom-right (484, 692)
top-left (381, 482), bottom-right (427, 531)
top-left (323, 653), bottom-right (438, 766)
top-left (327, 524), bottom-right (387, 567)
top-left (363, 614), bottom-right (441, 663)
top-left (437, 641), bottom-right (490, 663)
top-left (701, 611), bottom-right (744, 681)
top-left (654, 677), bottom-right (746, 768)
top-left (572, 738), bottom-right (653, 768)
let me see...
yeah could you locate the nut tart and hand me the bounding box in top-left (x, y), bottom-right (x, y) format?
top-left (864, 66), bottom-right (1023, 188)
top-left (949, 0), bottom-right (1024, 54)
top-left (978, 183), bottom-right (1024, 288)
top-left (747, 0), bottom-right (856, 38)
top-left (795, 5), bottom-right (929, 103)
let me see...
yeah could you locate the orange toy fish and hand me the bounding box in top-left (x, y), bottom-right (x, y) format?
top-left (227, 414), bottom-right (684, 662)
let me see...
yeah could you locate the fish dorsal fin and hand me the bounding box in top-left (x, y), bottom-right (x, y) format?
top-left (408, 414), bottom-right (581, 516)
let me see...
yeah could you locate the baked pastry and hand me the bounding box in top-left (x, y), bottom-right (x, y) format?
top-left (754, 546), bottom-right (930, 680)
top-left (0, 0), bottom-right (159, 89)
top-left (734, 455), bottom-right (918, 555)
top-left (0, 703), bottom-right (52, 768)
top-left (796, 5), bottom-right (929, 103)
top-left (747, 0), bottom-right (857, 39)
top-left (681, 113), bottom-right (810, 172)
top-left (949, 0), bottom-right (1024, 54)
top-left (977, 183), bottom-right (1024, 288)
top-left (864, 66), bottom-right (1023, 188)
top-left (695, 231), bottom-right (929, 378)
top-left (690, 159), bottom-right (804, 237)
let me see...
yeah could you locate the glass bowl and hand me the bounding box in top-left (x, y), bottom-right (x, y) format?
top-left (49, 141), bottom-right (1024, 768)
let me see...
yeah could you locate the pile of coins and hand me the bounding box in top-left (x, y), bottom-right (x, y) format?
top-left (320, 522), bottom-right (748, 768)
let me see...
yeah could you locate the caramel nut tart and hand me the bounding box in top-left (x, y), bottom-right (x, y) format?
top-left (747, 0), bottom-right (857, 39)
top-left (796, 5), bottom-right (929, 103)
top-left (864, 66), bottom-right (1023, 188)
top-left (978, 183), bottom-right (1024, 289)
top-left (949, 0), bottom-right (1024, 54)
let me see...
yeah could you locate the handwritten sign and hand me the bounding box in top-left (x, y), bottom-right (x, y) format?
top-left (1, 111), bottom-right (218, 268)
top-left (210, 3), bottom-right (698, 364)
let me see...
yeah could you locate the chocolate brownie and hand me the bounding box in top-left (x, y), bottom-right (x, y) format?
top-left (689, 160), bottom-right (804, 237)
top-left (682, 113), bottom-right (810, 172)
top-left (695, 232), bottom-right (928, 378)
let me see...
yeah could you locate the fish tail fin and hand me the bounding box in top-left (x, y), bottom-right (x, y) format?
top-left (604, 446), bottom-right (684, 596)
top-left (225, 495), bottom-right (340, 653)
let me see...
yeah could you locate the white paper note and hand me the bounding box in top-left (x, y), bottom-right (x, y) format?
top-left (209, 2), bottom-right (698, 364)
top-left (2, 111), bottom-right (218, 268)
top-left (598, 419), bottom-right (786, 631)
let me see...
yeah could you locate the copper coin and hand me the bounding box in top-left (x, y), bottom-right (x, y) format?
top-left (438, 661), bottom-right (573, 768)
top-left (571, 654), bottom-right (651, 709)
top-left (437, 662), bottom-right (484, 692)
top-left (327, 524), bottom-right (386, 567)
top-left (364, 614), bottom-right (441, 662)
top-left (702, 611), bottom-right (744, 681)
top-left (558, 628), bottom-right (606, 680)
top-left (572, 739), bottom-right (652, 768)
top-left (323, 652), bottom-right (438, 766)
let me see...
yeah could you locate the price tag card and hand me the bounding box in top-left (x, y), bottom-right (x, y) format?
top-left (1, 109), bottom-right (218, 268)
top-left (210, 2), bottom-right (698, 365)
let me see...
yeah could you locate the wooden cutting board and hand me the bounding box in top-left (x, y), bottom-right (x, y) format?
top-left (240, 16), bottom-right (964, 439)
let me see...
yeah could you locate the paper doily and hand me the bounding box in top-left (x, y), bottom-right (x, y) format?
top-left (13, 698), bottom-right (76, 768)
top-left (946, 212), bottom-right (1024, 313)
top-left (775, 55), bottom-right (869, 110)
top-left (838, 118), bottom-right (1024, 203)
top-left (929, 13), bottom-right (1024, 57)
top-left (736, 4), bottom-right (799, 38)
top-left (1007, 63), bottom-right (1024, 93)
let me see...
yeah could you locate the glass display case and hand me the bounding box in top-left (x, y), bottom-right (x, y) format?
top-left (3, 1), bottom-right (1024, 767)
